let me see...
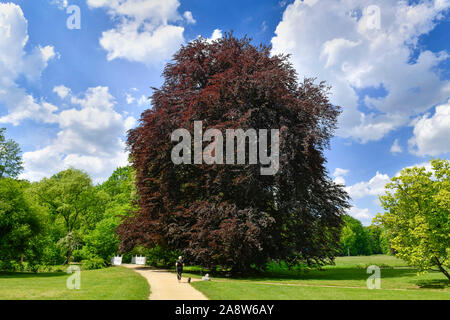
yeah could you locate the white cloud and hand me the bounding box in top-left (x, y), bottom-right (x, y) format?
top-left (20, 86), bottom-right (135, 183)
top-left (334, 168), bottom-right (350, 177)
top-left (50, 0), bottom-right (69, 9)
top-left (87, 0), bottom-right (186, 65)
top-left (394, 161), bottom-right (433, 177)
top-left (183, 11), bottom-right (196, 24)
top-left (333, 167), bottom-right (349, 185)
top-left (348, 206), bottom-right (371, 220)
top-left (334, 176), bottom-right (346, 185)
top-left (53, 85), bottom-right (71, 99)
top-left (0, 3), bottom-right (58, 125)
top-left (390, 138), bottom-right (402, 154)
top-left (124, 116), bottom-right (136, 130)
top-left (137, 94), bottom-right (149, 107)
top-left (346, 171), bottom-right (390, 200)
top-left (126, 93), bottom-right (135, 104)
top-left (261, 21), bottom-right (268, 32)
top-left (125, 90), bottom-right (149, 107)
top-left (408, 100), bottom-right (450, 156)
top-left (271, 0), bottom-right (450, 143)
top-left (207, 29), bottom-right (222, 42)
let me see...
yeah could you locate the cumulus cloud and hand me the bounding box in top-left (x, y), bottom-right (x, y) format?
top-left (333, 167), bottom-right (349, 185)
top-left (344, 170), bottom-right (390, 224)
top-left (348, 206), bottom-right (371, 220)
top-left (183, 11), bottom-right (196, 24)
top-left (346, 171), bottom-right (390, 200)
top-left (87, 0), bottom-right (186, 65)
top-left (0, 3), bottom-right (58, 125)
top-left (394, 161), bottom-right (433, 177)
top-left (408, 100), bottom-right (450, 156)
top-left (334, 168), bottom-right (350, 177)
top-left (53, 85), bottom-right (71, 99)
top-left (390, 139), bottom-right (403, 154)
top-left (271, 0), bottom-right (450, 143)
top-left (125, 88), bottom-right (150, 107)
top-left (50, 0), bottom-right (69, 9)
top-left (137, 94), bottom-right (149, 107)
top-left (207, 29), bottom-right (222, 42)
top-left (126, 93), bottom-right (136, 104)
top-left (20, 86), bottom-right (136, 183)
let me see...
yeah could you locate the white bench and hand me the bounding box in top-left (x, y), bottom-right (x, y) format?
top-left (131, 255), bottom-right (146, 265)
top-left (111, 256), bottom-right (122, 266)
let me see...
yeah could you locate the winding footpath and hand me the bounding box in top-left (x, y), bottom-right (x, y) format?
top-left (123, 264), bottom-right (208, 300)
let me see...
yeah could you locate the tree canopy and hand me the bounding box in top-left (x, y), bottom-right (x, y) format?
top-left (31, 168), bottom-right (107, 264)
top-left (0, 179), bottom-right (40, 265)
top-left (118, 34), bottom-right (349, 273)
top-left (378, 159), bottom-right (450, 280)
top-left (0, 128), bottom-right (23, 178)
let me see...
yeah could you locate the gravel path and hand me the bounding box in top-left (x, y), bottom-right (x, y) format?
top-left (123, 264), bottom-right (208, 300)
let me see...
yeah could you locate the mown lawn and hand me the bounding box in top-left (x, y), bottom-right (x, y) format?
top-left (189, 255), bottom-right (450, 300)
top-left (0, 266), bottom-right (149, 300)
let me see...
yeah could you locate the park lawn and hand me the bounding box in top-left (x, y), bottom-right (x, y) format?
top-left (187, 255), bottom-right (449, 300)
top-left (0, 266), bottom-right (149, 300)
top-left (192, 281), bottom-right (449, 300)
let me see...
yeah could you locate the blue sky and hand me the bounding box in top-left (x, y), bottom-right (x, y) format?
top-left (0, 0), bottom-right (449, 225)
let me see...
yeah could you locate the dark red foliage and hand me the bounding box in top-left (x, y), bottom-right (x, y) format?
top-left (117, 34), bottom-right (350, 273)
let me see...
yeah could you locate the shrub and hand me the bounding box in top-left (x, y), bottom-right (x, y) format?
top-left (146, 245), bottom-right (180, 268)
top-left (81, 257), bottom-right (106, 270)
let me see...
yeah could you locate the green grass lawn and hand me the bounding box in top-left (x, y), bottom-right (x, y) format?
top-left (188, 255), bottom-right (450, 300)
top-left (0, 266), bottom-right (149, 300)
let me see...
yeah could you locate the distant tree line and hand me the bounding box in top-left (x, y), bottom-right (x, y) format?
top-left (339, 215), bottom-right (391, 256)
top-left (0, 128), bottom-right (180, 272)
top-left (0, 128), bottom-right (138, 271)
top-left (0, 164), bottom-right (137, 271)
top-left (1, 118), bottom-right (448, 280)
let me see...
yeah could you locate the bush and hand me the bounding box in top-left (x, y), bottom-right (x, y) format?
top-left (0, 260), bottom-right (42, 272)
top-left (266, 260), bottom-right (311, 274)
top-left (81, 257), bottom-right (106, 270)
top-left (120, 245), bottom-right (180, 267)
top-left (146, 245), bottom-right (180, 268)
top-left (79, 217), bottom-right (120, 261)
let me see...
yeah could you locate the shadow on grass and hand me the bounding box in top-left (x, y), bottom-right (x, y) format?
top-left (182, 267), bottom-right (418, 282)
top-left (0, 272), bottom-right (66, 279)
top-left (416, 279), bottom-right (449, 289)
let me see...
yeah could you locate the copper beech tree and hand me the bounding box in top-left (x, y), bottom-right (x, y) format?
top-left (117, 34), bottom-right (349, 273)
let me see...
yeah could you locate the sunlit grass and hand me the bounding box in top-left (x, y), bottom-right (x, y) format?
top-left (187, 255), bottom-right (449, 300)
top-left (0, 266), bottom-right (149, 300)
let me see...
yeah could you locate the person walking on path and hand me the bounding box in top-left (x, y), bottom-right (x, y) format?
top-left (176, 256), bottom-right (184, 283)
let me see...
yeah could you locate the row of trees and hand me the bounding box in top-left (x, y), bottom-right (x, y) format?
top-left (0, 127), bottom-right (137, 270)
top-left (2, 122), bottom-right (448, 280)
top-left (1, 127), bottom-right (179, 271)
top-left (1, 34), bottom-right (448, 279)
top-left (340, 159), bottom-right (449, 280)
top-left (339, 215), bottom-right (390, 256)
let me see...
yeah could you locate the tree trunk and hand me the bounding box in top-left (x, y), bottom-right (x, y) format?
top-left (63, 249), bottom-right (72, 265)
top-left (434, 257), bottom-right (450, 280)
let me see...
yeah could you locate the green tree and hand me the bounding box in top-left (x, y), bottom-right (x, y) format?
top-left (339, 215), bottom-right (371, 256)
top-left (0, 179), bottom-right (41, 266)
top-left (77, 217), bottom-right (120, 261)
top-left (378, 159), bottom-right (450, 280)
top-left (74, 166), bottom-right (136, 262)
top-left (0, 128), bottom-right (23, 178)
top-left (366, 224), bottom-right (391, 255)
top-left (32, 168), bottom-right (102, 264)
top-left (98, 166), bottom-right (137, 205)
